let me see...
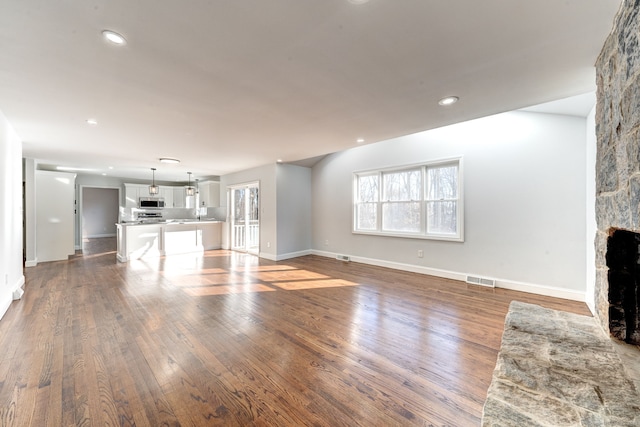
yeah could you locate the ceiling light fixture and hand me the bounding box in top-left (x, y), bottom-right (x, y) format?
top-left (86, 118), bottom-right (98, 125)
top-left (102, 30), bottom-right (126, 45)
top-left (438, 96), bottom-right (459, 106)
top-left (159, 157), bottom-right (180, 164)
top-left (149, 168), bottom-right (159, 195)
top-left (185, 172), bottom-right (195, 196)
top-left (356, 138), bottom-right (365, 143)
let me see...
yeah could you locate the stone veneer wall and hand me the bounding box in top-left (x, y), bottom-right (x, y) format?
top-left (595, 0), bottom-right (640, 333)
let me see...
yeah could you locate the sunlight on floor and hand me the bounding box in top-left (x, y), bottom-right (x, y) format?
top-left (183, 283), bottom-right (276, 296)
top-left (270, 278), bottom-right (359, 291)
top-left (173, 261), bottom-right (359, 296)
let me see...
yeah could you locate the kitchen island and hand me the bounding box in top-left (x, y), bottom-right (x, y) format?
top-left (116, 220), bottom-right (223, 262)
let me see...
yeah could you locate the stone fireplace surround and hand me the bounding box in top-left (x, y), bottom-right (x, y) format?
top-left (595, 0), bottom-right (640, 344)
top-left (482, 1), bottom-right (640, 424)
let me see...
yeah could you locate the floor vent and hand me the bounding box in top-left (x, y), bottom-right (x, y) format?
top-left (336, 254), bottom-right (350, 262)
top-left (466, 275), bottom-right (496, 288)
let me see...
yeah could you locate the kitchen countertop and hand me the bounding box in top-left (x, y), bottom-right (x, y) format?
top-left (117, 219), bottom-right (224, 226)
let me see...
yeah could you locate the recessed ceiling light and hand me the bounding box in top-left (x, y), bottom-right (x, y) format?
top-left (102, 173), bottom-right (107, 176)
top-left (277, 159), bottom-right (283, 163)
top-left (102, 30), bottom-right (126, 45)
top-left (86, 118), bottom-right (98, 125)
top-left (356, 138), bottom-right (365, 143)
top-left (438, 96), bottom-right (459, 106)
top-left (348, 0), bottom-right (371, 4)
top-left (159, 157), bottom-right (180, 164)
top-left (108, 166), bottom-right (114, 170)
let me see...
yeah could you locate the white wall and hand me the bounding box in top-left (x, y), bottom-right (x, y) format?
top-left (585, 106), bottom-right (597, 313)
top-left (0, 110), bottom-right (24, 320)
top-left (312, 111), bottom-right (587, 299)
top-left (36, 170), bottom-right (76, 262)
top-left (276, 164), bottom-right (312, 258)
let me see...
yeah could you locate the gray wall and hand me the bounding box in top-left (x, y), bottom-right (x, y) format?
top-left (312, 110), bottom-right (588, 297)
top-left (82, 187), bottom-right (119, 238)
top-left (277, 164), bottom-right (312, 257)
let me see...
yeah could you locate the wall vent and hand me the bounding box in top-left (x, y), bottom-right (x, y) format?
top-left (466, 275), bottom-right (496, 288)
top-left (336, 254), bottom-right (350, 262)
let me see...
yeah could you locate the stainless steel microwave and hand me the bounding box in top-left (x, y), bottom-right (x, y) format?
top-left (139, 197), bottom-right (165, 209)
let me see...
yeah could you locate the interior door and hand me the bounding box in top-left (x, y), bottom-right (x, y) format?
top-left (230, 182), bottom-right (259, 254)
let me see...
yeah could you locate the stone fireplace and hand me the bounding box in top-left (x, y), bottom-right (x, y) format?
top-left (606, 229), bottom-right (640, 344)
top-left (595, 0), bottom-right (640, 344)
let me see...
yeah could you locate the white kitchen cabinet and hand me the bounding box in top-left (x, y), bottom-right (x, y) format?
top-left (164, 223), bottom-right (199, 255)
top-left (197, 181), bottom-right (220, 208)
top-left (199, 222), bottom-right (222, 249)
top-left (124, 183), bottom-right (143, 207)
top-left (173, 187), bottom-right (185, 208)
top-left (159, 186), bottom-right (173, 207)
top-left (124, 183), bottom-right (164, 207)
top-left (116, 221), bottom-right (223, 261)
top-left (116, 223), bottom-right (163, 261)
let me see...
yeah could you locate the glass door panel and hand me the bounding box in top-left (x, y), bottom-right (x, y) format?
top-left (230, 183), bottom-right (259, 254)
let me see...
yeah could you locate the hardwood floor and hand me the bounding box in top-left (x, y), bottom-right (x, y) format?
top-left (1, 239), bottom-right (590, 426)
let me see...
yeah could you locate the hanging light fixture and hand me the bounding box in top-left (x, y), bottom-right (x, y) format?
top-left (149, 168), bottom-right (159, 195)
top-left (186, 172), bottom-right (195, 196)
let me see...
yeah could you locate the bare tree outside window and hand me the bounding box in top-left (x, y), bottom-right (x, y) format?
top-left (353, 160), bottom-right (461, 240)
top-left (382, 169), bottom-right (421, 233)
top-left (426, 165), bottom-right (458, 234)
top-left (356, 174), bottom-right (378, 230)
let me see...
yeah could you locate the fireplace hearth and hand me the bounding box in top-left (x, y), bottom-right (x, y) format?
top-left (606, 229), bottom-right (640, 344)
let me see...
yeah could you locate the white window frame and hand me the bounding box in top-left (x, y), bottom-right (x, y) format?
top-left (353, 157), bottom-right (464, 242)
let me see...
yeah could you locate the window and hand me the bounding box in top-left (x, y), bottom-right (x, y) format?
top-left (354, 159), bottom-right (463, 241)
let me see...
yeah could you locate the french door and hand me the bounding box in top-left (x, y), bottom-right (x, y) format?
top-left (229, 182), bottom-right (259, 254)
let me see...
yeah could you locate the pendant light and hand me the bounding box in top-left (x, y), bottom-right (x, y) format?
top-left (149, 168), bottom-right (159, 195)
top-left (186, 172), bottom-right (195, 196)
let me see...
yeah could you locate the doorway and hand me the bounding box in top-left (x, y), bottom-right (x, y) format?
top-left (229, 182), bottom-right (259, 254)
top-left (79, 186), bottom-right (120, 254)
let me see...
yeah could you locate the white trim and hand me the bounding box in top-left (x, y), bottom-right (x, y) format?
top-left (85, 233), bottom-right (117, 239)
top-left (0, 291), bottom-right (11, 322)
top-left (276, 250), bottom-right (313, 261)
top-left (353, 157), bottom-right (464, 242)
top-left (25, 258), bottom-right (38, 267)
top-left (311, 250), bottom-right (585, 302)
top-left (259, 251), bottom-right (277, 261)
top-left (259, 249), bottom-right (313, 261)
top-left (0, 275), bottom-right (25, 321)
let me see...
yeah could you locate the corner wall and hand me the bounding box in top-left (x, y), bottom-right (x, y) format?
top-left (0, 110), bottom-right (24, 320)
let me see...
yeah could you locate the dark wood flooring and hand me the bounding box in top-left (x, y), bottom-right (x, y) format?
top-left (0, 238), bottom-right (590, 426)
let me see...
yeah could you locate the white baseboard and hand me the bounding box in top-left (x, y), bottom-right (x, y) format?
top-left (311, 250), bottom-right (585, 302)
top-left (0, 275), bottom-right (25, 321)
top-left (25, 258), bottom-right (38, 267)
top-left (85, 233), bottom-right (117, 239)
top-left (259, 251), bottom-right (277, 261)
top-left (259, 249), bottom-right (313, 261)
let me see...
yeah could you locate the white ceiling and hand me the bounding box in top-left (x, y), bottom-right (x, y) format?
top-left (0, 0), bottom-right (621, 182)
